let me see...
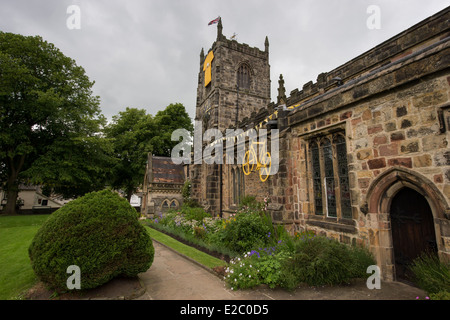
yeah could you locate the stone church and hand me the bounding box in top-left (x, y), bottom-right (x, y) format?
top-left (189, 8), bottom-right (450, 282)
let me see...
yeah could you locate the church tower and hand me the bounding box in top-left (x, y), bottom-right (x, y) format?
top-left (191, 18), bottom-right (271, 215)
top-left (195, 18), bottom-right (271, 132)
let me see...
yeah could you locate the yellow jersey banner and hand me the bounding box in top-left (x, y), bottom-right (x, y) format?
top-left (203, 50), bottom-right (214, 87)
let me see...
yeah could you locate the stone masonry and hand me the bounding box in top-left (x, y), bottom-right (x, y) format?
top-left (190, 9), bottom-right (450, 281)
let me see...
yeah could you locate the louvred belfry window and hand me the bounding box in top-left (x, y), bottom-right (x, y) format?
top-left (237, 64), bottom-right (250, 90)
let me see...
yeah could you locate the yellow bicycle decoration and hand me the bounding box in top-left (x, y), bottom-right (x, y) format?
top-left (242, 140), bottom-right (272, 182)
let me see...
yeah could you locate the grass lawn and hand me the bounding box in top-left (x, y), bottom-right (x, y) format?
top-left (0, 215), bottom-right (225, 300)
top-left (0, 214), bottom-right (49, 300)
top-left (145, 226), bottom-right (227, 269)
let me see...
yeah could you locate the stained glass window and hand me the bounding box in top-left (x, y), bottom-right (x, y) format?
top-left (321, 138), bottom-right (337, 218)
top-left (335, 135), bottom-right (352, 219)
top-left (310, 141), bottom-right (323, 215)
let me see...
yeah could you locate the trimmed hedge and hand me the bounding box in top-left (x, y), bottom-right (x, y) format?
top-left (28, 189), bottom-right (154, 291)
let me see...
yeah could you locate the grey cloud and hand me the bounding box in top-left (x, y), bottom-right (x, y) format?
top-left (0, 0), bottom-right (448, 123)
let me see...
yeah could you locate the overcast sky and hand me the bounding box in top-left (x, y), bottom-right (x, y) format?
top-left (1, 0), bottom-right (448, 123)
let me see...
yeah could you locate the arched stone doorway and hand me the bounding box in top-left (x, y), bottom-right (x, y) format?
top-left (363, 167), bottom-right (449, 281)
top-left (390, 188), bottom-right (437, 281)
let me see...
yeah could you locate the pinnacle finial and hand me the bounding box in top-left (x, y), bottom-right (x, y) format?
top-left (277, 74), bottom-right (286, 104)
top-left (217, 17), bottom-right (223, 40)
top-left (265, 36), bottom-right (269, 52)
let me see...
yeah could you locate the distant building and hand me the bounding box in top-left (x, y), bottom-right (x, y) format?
top-left (0, 185), bottom-right (64, 214)
top-left (141, 154), bottom-right (186, 216)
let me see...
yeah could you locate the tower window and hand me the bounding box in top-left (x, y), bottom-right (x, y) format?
top-left (237, 64), bottom-right (251, 90)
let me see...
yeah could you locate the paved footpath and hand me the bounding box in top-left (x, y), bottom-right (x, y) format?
top-left (135, 241), bottom-right (428, 300)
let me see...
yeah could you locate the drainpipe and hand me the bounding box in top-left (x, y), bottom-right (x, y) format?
top-left (219, 163), bottom-right (223, 218)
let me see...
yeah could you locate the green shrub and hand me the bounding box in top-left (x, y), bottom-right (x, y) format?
top-left (429, 291), bottom-right (450, 300)
top-left (221, 211), bottom-right (272, 254)
top-left (239, 195), bottom-right (260, 210)
top-left (181, 180), bottom-right (202, 208)
top-left (181, 206), bottom-right (211, 221)
top-left (279, 236), bottom-right (376, 289)
top-left (409, 252), bottom-right (450, 295)
top-left (193, 226), bottom-right (207, 240)
top-left (28, 189), bottom-right (154, 291)
top-left (181, 179), bottom-right (191, 201)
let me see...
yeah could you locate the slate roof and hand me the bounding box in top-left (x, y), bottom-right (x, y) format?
top-left (150, 156), bottom-right (185, 184)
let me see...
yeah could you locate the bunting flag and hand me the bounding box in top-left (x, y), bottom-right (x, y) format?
top-left (208, 16), bottom-right (220, 26)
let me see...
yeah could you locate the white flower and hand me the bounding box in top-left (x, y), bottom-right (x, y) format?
top-left (249, 265), bottom-right (252, 268)
top-left (249, 275), bottom-right (251, 278)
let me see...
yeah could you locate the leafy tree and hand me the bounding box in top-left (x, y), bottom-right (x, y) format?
top-left (151, 103), bottom-right (194, 157)
top-left (104, 108), bottom-right (154, 202)
top-left (0, 32), bottom-right (109, 214)
top-left (105, 103), bottom-right (193, 202)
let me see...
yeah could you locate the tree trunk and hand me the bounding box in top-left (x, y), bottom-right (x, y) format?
top-left (3, 188), bottom-right (19, 215)
top-left (2, 154), bottom-right (26, 215)
top-left (126, 189), bottom-right (133, 203)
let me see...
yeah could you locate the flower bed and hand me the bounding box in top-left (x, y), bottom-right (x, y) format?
top-left (145, 197), bottom-right (376, 291)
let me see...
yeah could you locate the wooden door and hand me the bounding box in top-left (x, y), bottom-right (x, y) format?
top-left (390, 188), bottom-right (437, 281)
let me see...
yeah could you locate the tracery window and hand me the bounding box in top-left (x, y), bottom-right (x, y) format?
top-left (308, 133), bottom-right (352, 219)
top-left (335, 135), bottom-right (352, 219)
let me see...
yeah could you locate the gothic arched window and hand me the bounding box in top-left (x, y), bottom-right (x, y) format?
top-left (237, 64), bottom-right (251, 90)
top-left (309, 133), bottom-right (352, 219)
top-left (170, 200), bottom-right (178, 209)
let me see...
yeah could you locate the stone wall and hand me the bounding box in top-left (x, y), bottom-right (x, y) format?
top-left (282, 12), bottom-right (450, 279)
top-left (191, 20), bottom-right (271, 215)
top-left (189, 8), bottom-right (450, 281)
top-left (195, 29), bottom-right (270, 132)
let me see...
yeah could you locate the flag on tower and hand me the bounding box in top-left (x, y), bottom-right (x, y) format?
top-left (208, 16), bottom-right (220, 26)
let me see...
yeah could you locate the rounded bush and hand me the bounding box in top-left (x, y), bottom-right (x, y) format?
top-left (28, 189), bottom-right (154, 291)
top-left (222, 212), bottom-right (272, 254)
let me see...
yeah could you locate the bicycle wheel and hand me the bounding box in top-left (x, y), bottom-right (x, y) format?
top-left (242, 150), bottom-right (256, 175)
top-left (259, 152), bottom-right (271, 182)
